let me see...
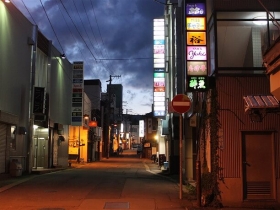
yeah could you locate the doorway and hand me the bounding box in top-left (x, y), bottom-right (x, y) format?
top-left (242, 131), bottom-right (275, 200)
top-left (33, 127), bottom-right (49, 169)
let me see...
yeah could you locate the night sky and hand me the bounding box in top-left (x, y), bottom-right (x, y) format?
top-left (12, 0), bottom-right (165, 115)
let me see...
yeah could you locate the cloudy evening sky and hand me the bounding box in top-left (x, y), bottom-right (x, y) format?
top-left (11, 0), bottom-right (165, 115)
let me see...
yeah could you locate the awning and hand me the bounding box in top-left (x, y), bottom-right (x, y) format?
top-left (243, 95), bottom-right (279, 113)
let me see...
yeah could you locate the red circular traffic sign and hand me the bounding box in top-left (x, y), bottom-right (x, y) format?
top-left (171, 94), bottom-right (191, 114)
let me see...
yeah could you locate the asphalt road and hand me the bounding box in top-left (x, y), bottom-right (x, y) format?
top-left (0, 150), bottom-right (190, 210)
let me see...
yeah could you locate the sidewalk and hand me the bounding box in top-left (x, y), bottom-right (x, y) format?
top-left (144, 159), bottom-right (280, 210)
top-left (0, 166), bottom-right (68, 193)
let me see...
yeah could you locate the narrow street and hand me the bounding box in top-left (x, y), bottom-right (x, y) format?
top-left (0, 150), bottom-right (191, 210)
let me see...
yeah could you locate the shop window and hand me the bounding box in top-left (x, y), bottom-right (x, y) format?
top-left (215, 11), bottom-right (280, 72)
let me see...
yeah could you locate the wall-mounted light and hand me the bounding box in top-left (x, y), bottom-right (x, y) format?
top-left (253, 17), bottom-right (267, 25)
top-left (61, 54), bottom-right (66, 59)
top-left (5, 0), bottom-right (11, 3)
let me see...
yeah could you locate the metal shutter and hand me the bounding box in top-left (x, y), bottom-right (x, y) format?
top-left (0, 123), bottom-right (7, 173)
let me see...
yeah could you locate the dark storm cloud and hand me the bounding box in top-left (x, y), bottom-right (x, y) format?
top-left (13, 0), bottom-right (164, 114)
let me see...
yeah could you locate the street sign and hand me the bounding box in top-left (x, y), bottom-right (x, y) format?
top-left (171, 94), bottom-right (191, 114)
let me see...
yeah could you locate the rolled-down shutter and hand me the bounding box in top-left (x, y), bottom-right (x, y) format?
top-left (0, 123), bottom-right (7, 173)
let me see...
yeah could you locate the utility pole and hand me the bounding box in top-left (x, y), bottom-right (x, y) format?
top-left (106, 75), bottom-right (121, 159)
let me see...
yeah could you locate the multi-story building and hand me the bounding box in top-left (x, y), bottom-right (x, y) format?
top-left (84, 80), bottom-right (102, 110)
top-left (161, 0), bottom-right (280, 208)
top-left (84, 79), bottom-right (103, 160)
top-left (0, 1), bottom-right (93, 173)
top-left (0, 1), bottom-right (73, 173)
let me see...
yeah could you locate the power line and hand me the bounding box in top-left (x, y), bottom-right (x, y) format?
top-left (20, 0), bottom-right (36, 24)
top-left (89, 0), bottom-right (114, 75)
top-left (84, 0), bottom-right (113, 75)
top-left (59, 0), bottom-right (97, 61)
top-left (97, 57), bottom-right (153, 61)
top-left (72, 0), bottom-right (97, 59)
top-left (57, 1), bottom-right (86, 59)
top-left (39, 0), bottom-right (65, 54)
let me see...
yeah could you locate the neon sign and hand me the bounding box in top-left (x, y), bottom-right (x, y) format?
top-left (186, 17), bottom-right (205, 30)
top-left (186, 1), bottom-right (208, 92)
top-left (153, 18), bottom-right (166, 118)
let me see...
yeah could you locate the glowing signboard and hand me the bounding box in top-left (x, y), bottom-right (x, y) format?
top-left (187, 32), bottom-right (206, 45)
top-left (139, 120), bottom-right (144, 137)
top-left (186, 1), bottom-right (208, 91)
top-left (186, 3), bottom-right (206, 16)
top-left (153, 18), bottom-right (166, 118)
top-left (71, 61), bottom-right (84, 126)
top-left (187, 76), bottom-right (208, 91)
top-left (186, 17), bottom-right (205, 30)
top-left (187, 46), bottom-right (207, 60)
top-left (154, 72), bottom-right (165, 78)
top-left (153, 19), bottom-right (165, 69)
top-left (187, 61), bottom-right (207, 75)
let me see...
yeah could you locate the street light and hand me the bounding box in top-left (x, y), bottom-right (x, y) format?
top-left (60, 54), bottom-right (66, 59)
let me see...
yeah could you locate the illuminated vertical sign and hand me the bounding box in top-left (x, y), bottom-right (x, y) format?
top-left (71, 61), bottom-right (84, 126)
top-left (153, 18), bottom-right (166, 117)
top-left (186, 17), bottom-right (206, 30)
top-left (186, 1), bottom-right (208, 91)
top-left (139, 120), bottom-right (144, 138)
top-left (186, 3), bottom-right (206, 16)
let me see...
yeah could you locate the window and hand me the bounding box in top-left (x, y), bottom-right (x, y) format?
top-left (215, 12), bottom-right (280, 72)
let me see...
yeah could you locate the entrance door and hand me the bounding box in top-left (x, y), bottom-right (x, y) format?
top-left (242, 132), bottom-right (275, 200)
top-left (33, 136), bottom-right (48, 168)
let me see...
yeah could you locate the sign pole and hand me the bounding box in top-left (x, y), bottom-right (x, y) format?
top-left (179, 113), bottom-right (183, 199)
top-left (171, 94), bottom-right (192, 200)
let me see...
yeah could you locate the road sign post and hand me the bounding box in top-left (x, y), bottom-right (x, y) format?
top-left (171, 94), bottom-right (192, 199)
top-left (171, 94), bottom-right (191, 114)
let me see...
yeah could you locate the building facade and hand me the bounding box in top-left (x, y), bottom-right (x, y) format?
top-left (162, 0), bottom-right (280, 207)
top-left (204, 0), bottom-right (280, 206)
top-left (0, 1), bottom-right (74, 173)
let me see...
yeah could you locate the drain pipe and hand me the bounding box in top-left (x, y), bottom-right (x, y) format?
top-left (26, 25), bottom-right (38, 173)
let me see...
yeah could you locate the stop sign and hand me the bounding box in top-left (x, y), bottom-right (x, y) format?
top-left (171, 94), bottom-right (191, 114)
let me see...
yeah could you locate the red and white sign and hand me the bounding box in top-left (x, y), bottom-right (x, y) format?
top-left (171, 94), bottom-right (191, 114)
